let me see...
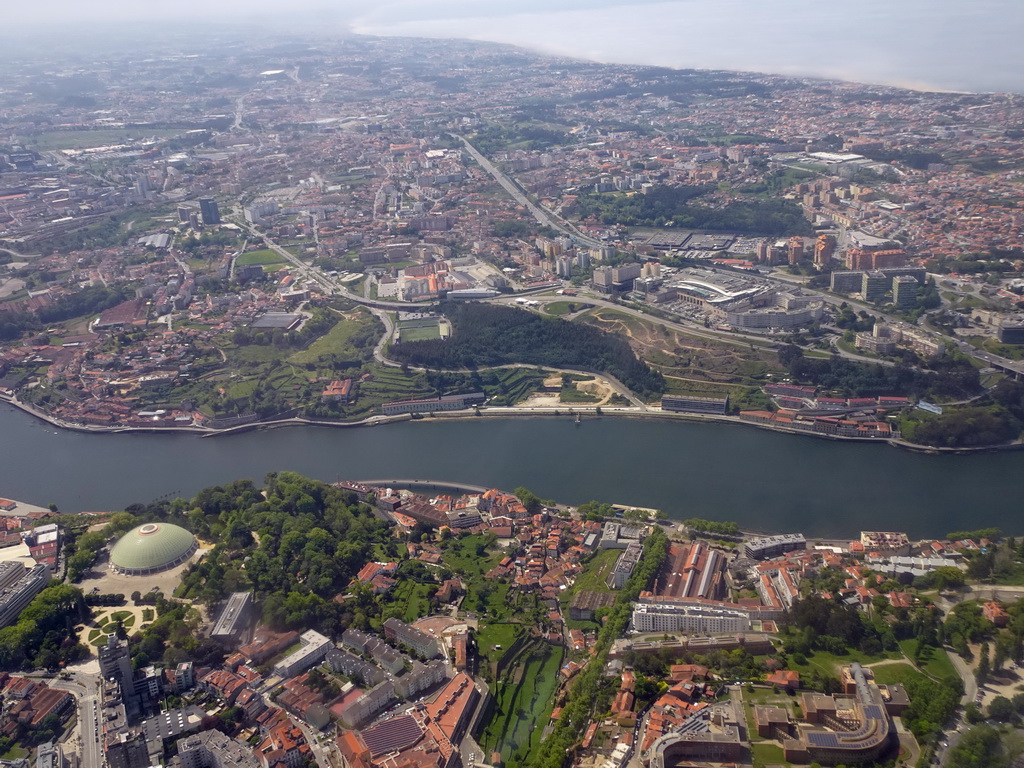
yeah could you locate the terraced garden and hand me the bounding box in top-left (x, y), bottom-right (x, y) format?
top-left (479, 638), bottom-right (565, 768)
top-left (580, 308), bottom-right (784, 402)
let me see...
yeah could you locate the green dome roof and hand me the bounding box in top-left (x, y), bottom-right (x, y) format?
top-left (109, 523), bottom-right (197, 575)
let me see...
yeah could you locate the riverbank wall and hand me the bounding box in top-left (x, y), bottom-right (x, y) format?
top-left (4, 391), bottom-right (1020, 455)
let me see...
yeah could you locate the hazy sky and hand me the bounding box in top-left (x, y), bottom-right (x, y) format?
top-left (9, 0), bottom-right (1024, 93)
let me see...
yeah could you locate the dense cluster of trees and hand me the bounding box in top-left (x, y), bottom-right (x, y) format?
top-left (576, 501), bottom-right (618, 522)
top-left (0, 584), bottom-right (89, 670)
top-left (959, 537), bottom-right (1024, 584)
top-left (932, 251), bottom-right (1020, 278)
top-left (526, 529), bottom-right (668, 768)
top-left (777, 345), bottom-right (981, 400)
top-left (492, 221), bottom-right (533, 238)
top-left (990, 378), bottom-right (1024, 429)
top-left (905, 406), bottom-right (1020, 448)
top-left (985, 692), bottom-right (1024, 723)
top-left (66, 511), bottom-right (140, 581)
top-left (472, 123), bottom-right (571, 153)
top-left (899, 672), bottom-right (963, 744)
top-left (32, 215), bottom-right (127, 255)
top-left (948, 528), bottom-right (1001, 542)
top-left (682, 518), bottom-right (739, 536)
top-left (389, 303), bottom-right (665, 400)
top-left (574, 186), bottom-right (811, 236)
top-left (782, 595), bottom-right (887, 656)
top-left (859, 148), bottom-right (945, 170)
top-left (180, 229), bottom-right (237, 254)
top-left (513, 487), bottom-right (545, 514)
top-left (944, 602), bottom-right (996, 658)
top-left (118, 474), bottom-right (399, 668)
top-left (566, 67), bottom-right (772, 105)
top-left (888, 359), bottom-right (1024, 450)
top-left (171, 473), bottom-right (391, 635)
top-left (944, 725), bottom-right (1005, 768)
top-left (0, 284), bottom-right (129, 341)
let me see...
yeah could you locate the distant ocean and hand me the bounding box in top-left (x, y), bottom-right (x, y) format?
top-left (352, 0), bottom-right (1024, 94)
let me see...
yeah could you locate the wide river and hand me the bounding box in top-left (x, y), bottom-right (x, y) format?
top-left (1, 403), bottom-right (1019, 538)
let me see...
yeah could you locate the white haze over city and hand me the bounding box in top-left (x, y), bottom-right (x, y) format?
top-left (8, 0), bottom-right (1024, 93)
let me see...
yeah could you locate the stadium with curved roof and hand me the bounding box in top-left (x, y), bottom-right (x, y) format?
top-left (109, 523), bottom-right (198, 576)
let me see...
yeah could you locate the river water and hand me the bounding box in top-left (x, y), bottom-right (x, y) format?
top-left (1, 403), bottom-right (1019, 538)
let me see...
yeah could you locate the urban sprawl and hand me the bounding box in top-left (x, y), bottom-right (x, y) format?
top-left (2, 34), bottom-right (1024, 450)
top-left (0, 477), bottom-right (1015, 768)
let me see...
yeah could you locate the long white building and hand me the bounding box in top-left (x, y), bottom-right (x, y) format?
top-left (631, 600), bottom-right (750, 634)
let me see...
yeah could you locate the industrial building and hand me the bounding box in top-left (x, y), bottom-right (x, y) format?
top-left (660, 395), bottom-right (728, 415)
top-left (380, 393), bottom-right (485, 416)
top-left (607, 542), bottom-right (644, 589)
top-left (211, 592), bottom-right (255, 645)
top-left (654, 541), bottom-right (728, 601)
top-left (744, 533), bottom-right (807, 560)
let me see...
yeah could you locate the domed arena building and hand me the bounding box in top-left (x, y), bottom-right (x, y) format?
top-left (109, 523), bottom-right (198, 576)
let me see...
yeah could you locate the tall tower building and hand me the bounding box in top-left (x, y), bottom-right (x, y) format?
top-left (787, 237), bottom-right (805, 266)
top-left (893, 275), bottom-right (920, 308)
top-left (814, 234), bottom-right (836, 267)
top-left (98, 635), bottom-right (132, 688)
top-left (199, 198), bottom-right (221, 226)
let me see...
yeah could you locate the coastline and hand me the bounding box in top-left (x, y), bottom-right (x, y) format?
top-left (4, 390), bottom-right (1020, 454)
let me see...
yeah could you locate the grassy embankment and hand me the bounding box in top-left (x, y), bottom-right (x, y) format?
top-left (479, 640), bottom-right (565, 766)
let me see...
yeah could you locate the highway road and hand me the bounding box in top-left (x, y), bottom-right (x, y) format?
top-left (241, 223), bottom-right (438, 312)
top-left (769, 270), bottom-right (1024, 377)
top-left (454, 135), bottom-right (604, 249)
top-left (241, 211), bottom-right (1024, 413)
top-left (494, 292), bottom-right (783, 351)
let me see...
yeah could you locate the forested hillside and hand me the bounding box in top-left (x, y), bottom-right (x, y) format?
top-left (575, 186), bottom-right (811, 236)
top-left (389, 303), bottom-right (665, 400)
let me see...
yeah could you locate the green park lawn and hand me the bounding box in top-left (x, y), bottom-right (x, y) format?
top-left (236, 249), bottom-right (288, 268)
top-left (897, 639), bottom-right (958, 680)
top-left (389, 580), bottom-right (434, 624)
top-left (544, 301), bottom-right (578, 316)
top-left (290, 311), bottom-right (377, 365)
top-left (871, 662), bottom-right (929, 687)
top-left (476, 623), bottom-right (523, 667)
top-left (751, 742), bottom-right (785, 768)
top-left (786, 647), bottom-right (900, 678)
top-left (479, 640), bottom-right (565, 768)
